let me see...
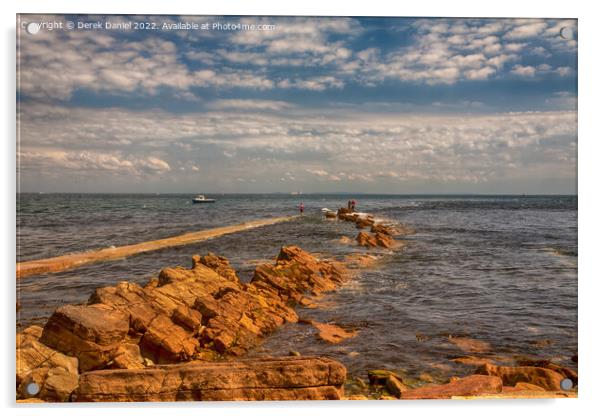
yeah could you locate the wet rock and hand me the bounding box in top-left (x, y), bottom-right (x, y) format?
top-left (40, 304), bottom-right (129, 372)
top-left (75, 356), bottom-right (346, 402)
top-left (356, 231), bottom-right (377, 248)
top-left (338, 236), bottom-right (353, 245)
top-left (515, 358), bottom-right (578, 385)
top-left (370, 224), bottom-right (393, 235)
top-left (355, 218), bottom-right (375, 229)
top-left (419, 373), bottom-right (434, 383)
top-left (451, 355), bottom-right (494, 367)
top-left (447, 336), bottom-right (491, 353)
top-left (367, 369), bottom-right (402, 386)
top-left (325, 211), bottom-right (337, 219)
top-left (400, 375), bottom-right (503, 399)
top-left (374, 232), bottom-right (396, 248)
top-left (305, 320), bottom-right (357, 344)
top-left (356, 231), bottom-right (395, 248)
top-left (344, 253), bottom-right (380, 268)
top-left (475, 362), bottom-right (564, 391)
top-left (385, 375), bottom-right (408, 398)
top-left (289, 350), bottom-right (301, 357)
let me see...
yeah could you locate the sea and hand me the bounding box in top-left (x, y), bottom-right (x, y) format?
top-left (16, 193), bottom-right (578, 381)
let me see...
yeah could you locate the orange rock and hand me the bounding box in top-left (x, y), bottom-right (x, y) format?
top-left (17, 366), bottom-right (79, 402)
top-left (451, 356), bottom-right (494, 367)
top-left (109, 344), bottom-right (145, 370)
top-left (16, 326), bottom-right (79, 401)
top-left (75, 356), bottom-right (346, 402)
top-left (356, 231), bottom-right (377, 247)
top-left (370, 224), bottom-right (394, 235)
top-left (400, 375), bottom-right (503, 400)
top-left (28, 245), bottom-right (351, 394)
top-left (513, 382), bottom-right (546, 391)
top-left (308, 321), bottom-right (357, 344)
top-left (40, 304), bottom-right (130, 371)
top-left (344, 253), bottom-right (380, 268)
top-left (375, 232), bottom-right (396, 248)
top-left (475, 363), bottom-right (564, 391)
top-left (193, 252), bottom-right (240, 283)
top-left (355, 218), bottom-right (375, 229)
top-left (171, 305), bottom-right (203, 332)
top-left (140, 315), bottom-right (200, 363)
top-left (447, 337), bottom-right (491, 353)
top-left (356, 231), bottom-right (395, 248)
top-left (515, 359), bottom-right (578, 385)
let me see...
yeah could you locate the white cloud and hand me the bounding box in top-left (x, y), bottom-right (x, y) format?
top-left (19, 150), bottom-right (170, 176)
top-left (18, 16), bottom-right (577, 100)
top-left (18, 102), bottom-right (577, 190)
top-left (510, 65), bottom-right (537, 77)
top-left (504, 21), bottom-right (547, 39)
top-left (210, 99), bottom-right (293, 111)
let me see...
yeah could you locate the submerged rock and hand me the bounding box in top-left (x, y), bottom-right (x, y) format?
top-left (447, 336), bottom-right (491, 354)
top-left (305, 320), bottom-right (357, 344)
top-left (400, 375), bottom-right (503, 399)
top-left (367, 369), bottom-right (402, 386)
top-left (75, 356), bottom-right (346, 402)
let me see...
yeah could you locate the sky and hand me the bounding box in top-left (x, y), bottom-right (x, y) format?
top-left (17, 15), bottom-right (577, 194)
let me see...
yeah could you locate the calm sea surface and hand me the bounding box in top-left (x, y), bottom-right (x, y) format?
top-left (16, 193), bottom-right (577, 380)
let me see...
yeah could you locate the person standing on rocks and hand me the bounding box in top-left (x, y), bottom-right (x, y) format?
top-left (351, 200), bottom-right (356, 212)
top-left (299, 202), bottom-right (305, 215)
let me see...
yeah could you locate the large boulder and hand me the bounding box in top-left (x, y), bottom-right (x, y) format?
top-left (40, 304), bottom-right (130, 372)
top-left (400, 375), bottom-right (503, 399)
top-left (475, 363), bottom-right (565, 391)
top-left (75, 356), bottom-right (346, 402)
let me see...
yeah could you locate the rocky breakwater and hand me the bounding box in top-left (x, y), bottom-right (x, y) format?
top-left (332, 207), bottom-right (414, 249)
top-left (17, 248), bottom-right (349, 402)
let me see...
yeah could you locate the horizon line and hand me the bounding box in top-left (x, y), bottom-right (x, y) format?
top-left (16, 192), bottom-right (578, 196)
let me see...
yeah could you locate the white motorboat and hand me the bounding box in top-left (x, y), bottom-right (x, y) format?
top-left (192, 194), bottom-right (215, 203)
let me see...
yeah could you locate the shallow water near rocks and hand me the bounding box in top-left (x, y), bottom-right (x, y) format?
top-left (17, 194), bottom-right (577, 381)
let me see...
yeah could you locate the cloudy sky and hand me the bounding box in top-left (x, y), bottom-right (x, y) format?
top-left (17, 15), bottom-right (577, 194)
